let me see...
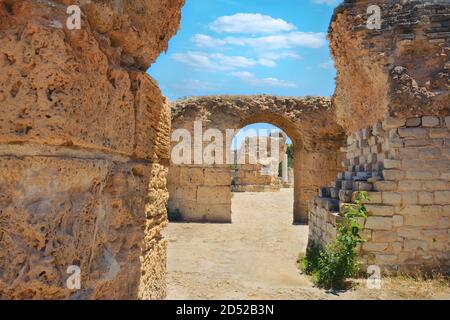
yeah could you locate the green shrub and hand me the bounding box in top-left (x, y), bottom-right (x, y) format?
top-left (299, 192), bottom-right (369, 289)
top-left (168, 208), bottom-right (182, 222)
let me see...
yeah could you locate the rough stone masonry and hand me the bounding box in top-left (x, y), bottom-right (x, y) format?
top-left (231, 135), bottom-right (286, 193)
top-left (0, 0), bottom-right (184, 299)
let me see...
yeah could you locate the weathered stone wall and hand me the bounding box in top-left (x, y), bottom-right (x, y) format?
top-left (330, 0), bottom-right (450, 134)
top-left (168, 96), bottom-right (345, 223)
top-left (232, 164), bottom-right (280, 193)
top-left (0, 0), bottom-right (184, 299)
top-left (310, 116), bottom-right (450, 272)
top-left (309, 0), bottom-right (450, 273)
top-left (296, 149), bottom-right (344, 222)
top-left (231, 136), bottom-right (285, 193)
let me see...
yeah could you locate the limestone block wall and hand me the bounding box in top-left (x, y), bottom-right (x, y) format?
top-left (232, 164), bottom-right (280, 193)
top-left (0, 0), bottom-right (184, 299)
top-left (309, 116), bottom-right (450, 273)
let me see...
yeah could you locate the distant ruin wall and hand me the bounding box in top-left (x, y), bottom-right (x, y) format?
top-left (168, 166), bottom-right (232, 222)
top-left (0, 0), bottom-right (184, 299)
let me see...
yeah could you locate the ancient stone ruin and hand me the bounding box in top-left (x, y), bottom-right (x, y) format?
top-left (231, 135), bottom-right (287, 193)
top-left (0, 0), bottom-right (449, 300)
top-left (309, 0), bottom-right (450, 272)
top-left (168, 95), bottom-right (344, 223)
top-left (0, 0), bottom-right (184, 299)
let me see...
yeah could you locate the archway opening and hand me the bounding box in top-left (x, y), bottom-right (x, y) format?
top-left (157, 0), bottom-right (342, 300)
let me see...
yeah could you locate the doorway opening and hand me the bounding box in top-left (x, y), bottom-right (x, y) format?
top-left (229, 123), bottom-right (295, 222)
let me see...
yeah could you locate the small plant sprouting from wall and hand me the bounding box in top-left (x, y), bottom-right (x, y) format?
top-left (298, 192), bottom-right (369, 289)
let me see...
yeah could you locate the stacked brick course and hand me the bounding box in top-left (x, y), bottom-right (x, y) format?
top-left (309, 116), bottom-right (450, 272)
top-left (307, 0), bottom-right (450, 274)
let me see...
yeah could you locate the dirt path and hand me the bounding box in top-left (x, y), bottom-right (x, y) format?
top-left (163, 189), bottom-right (450, 300)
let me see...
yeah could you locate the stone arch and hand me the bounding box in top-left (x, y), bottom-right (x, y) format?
top-left (307, 0), bottom-right (450, 273)
top-left (168, 95), bottom-right (345, 223)
top-left (238, 113), bottom-right (300, 146)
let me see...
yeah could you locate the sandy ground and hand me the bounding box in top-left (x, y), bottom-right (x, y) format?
top-left (163, 189), bottom-right (450, 300)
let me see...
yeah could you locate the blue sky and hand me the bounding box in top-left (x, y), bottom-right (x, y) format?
top-left (232, 123), bottom-right (292, 150)
top-left (148, 0), bottom-right (341, 147)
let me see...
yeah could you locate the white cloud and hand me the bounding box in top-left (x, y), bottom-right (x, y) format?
top-left (312, 0), bottom-right (340, 5)
top-left (258, 58), bottom-right (277, 67)
top-left (229, 32), bottom-right (326, 49)
top-left (193, 32), bottom-right (326, 50)
top-left (260, 51), bottom-right (303, 61)
top-left (172, 51), bottom-right (276, 71)
top-left (209, 13), bottom-right (296, 34)
top-left (231, 71), bottom-right (297, 88)
top-left (191, 34), bottom-right (227, 47)
top-left (172, 52), bottom-right (221, 70)
top-left (169, 80), bottom-right (219, 96)
top-left (319, 60), bottom-right (334, 69)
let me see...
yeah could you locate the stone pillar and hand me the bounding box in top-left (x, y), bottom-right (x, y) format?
top-left (294, 147), bottom-right (342, 224)
top-left (288, 168), bottom-right (294, 185)
top-left (282, 154), bottom-right (289, 183)
top-left (293, 145), bottom-right (305, 223)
